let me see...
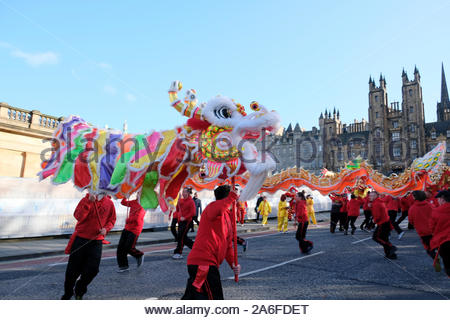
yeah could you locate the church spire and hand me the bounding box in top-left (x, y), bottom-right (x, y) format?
top-left (441, 63), bottom-right (449, 103)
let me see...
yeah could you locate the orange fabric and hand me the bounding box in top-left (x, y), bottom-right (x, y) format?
top-left (186, 165), bottom-right (432, 198)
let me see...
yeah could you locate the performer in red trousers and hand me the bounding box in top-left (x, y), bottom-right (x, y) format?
top-left (430, 190), bottom-right (450, 277)
top-left (238, 200), bottom-right (247, 226)
top-left (369, 192), bottom-right (397, 259)
top-left (116, 196), bottom-right (146, 272)
top-left (61, 193), bottom-right (116, 300)
top-left (345, 195), bottom-right (364, 235)
top-left (295, 192), bottom-right (313, 253)
top-left (408, 191), bottom-right (436, 260)
top-left (172, 187), bottom-right (196, 259)
top-left (182, 185), bottom-right (241, 299)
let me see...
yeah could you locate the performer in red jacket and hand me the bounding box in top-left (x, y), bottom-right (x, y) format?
top-left (345, 195), bottom-right (364, 235)
top-left (430, 190), bottom-right (450, 277)
top-left (62, 193), bottom-right (116, 300)
top-left (369, 192), bottom-right (397, 259)
top-left (116, 197), bottom-right (146, 272)
top-left (408, 191), bottom-right (436, 260)
top-left (360, 192), bottom-right (373, 231)
top-left (386, 195), bottom-right (405, 239)
top-left (172, 187), bottom-right (196, 259)
top-left (329, 193), bottom-right (343, 233)
top-left (238, 200), bottom-right (248, 226)
top-left (338, 194), bottom-right (348, 232)
top-left (295, 192), bottom-right (313, 253)
top-left (398, 193), bottom-right (415, 230)
top-left (182, 185), bottom-right (241, 299)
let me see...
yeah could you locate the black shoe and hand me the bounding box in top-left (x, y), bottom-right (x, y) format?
top-left (351, 228), bottom-right (356, 235)
top-left (61, 294), bottom-right (72, 300)
top-left (344, 230), bottom-right (348, 235)
top-left (386, 253), bottom-right (397, 260)
top-left (75, 295), bottom-right (83, 300)
top-left (136, 254), bottom-right (144, 268)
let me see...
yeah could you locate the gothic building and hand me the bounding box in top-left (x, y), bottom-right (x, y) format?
top-left (262, 123), bottom-right (323, 174)
top-left (268, 64), bottom-right (450, 174)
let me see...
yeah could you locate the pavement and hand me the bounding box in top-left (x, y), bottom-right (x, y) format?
top-left (0, 212), bottom-right (331, 262)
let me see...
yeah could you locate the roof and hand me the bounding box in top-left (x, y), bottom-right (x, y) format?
top-left (425, 121), bottom-right (450, 136)
top-left (337, 130), bottom-right (370, 144)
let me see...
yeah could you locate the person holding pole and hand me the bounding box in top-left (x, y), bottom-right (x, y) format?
top-left (61, 192), bottom-right (116, 300)
top-left (182, 185), bottom-right (241, 299)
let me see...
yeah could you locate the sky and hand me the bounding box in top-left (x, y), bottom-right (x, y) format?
top-left (1, 0), bottom-right (450, 134)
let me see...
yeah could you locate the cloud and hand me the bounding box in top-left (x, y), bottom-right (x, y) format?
top-left (11, 49), bottom-right (59, 67)
top-left (98, 62), bottom-right (112, 69)
top-left (125, 93), bottom-right (136, 102)
top-left (104, 85), bottom-right (117, 95)
top-left (0, 41), bottom-right (59, 67)
top-left (0, 41), bottom-right (13, 49)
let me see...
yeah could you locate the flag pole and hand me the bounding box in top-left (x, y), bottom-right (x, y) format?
top-left (231, 177), bottom-right (239, 282)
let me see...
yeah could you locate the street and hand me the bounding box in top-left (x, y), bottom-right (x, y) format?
top-left (0, 219), bottom-right (448, 300)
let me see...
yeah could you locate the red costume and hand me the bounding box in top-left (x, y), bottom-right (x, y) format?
top-left (121, 199), bottom-right (146, 236)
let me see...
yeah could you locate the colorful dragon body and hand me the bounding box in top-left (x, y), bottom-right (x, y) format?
top-left (188, 142), bottom-right (448, 197)
top-left (39, 81), bottom-right (281, 211)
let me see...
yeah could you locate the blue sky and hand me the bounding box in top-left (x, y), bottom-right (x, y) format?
top-left (1, 0), bottom-right (449, 134)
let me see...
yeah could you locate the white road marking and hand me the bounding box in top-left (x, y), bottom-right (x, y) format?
top-left (351, 237), bottom-right (372, 244)
top-left (48, 248), bottom-right (174, 266)
top-left (225, 251), bottom-right (324, 280)
top-left (246, 232), bottom-right (291, 239)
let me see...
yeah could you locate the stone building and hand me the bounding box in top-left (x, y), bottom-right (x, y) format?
top-left (262, 123), bottom-right (323, 174)
top-left (425, 64), bottom-right (450, 158)
top-left (321, 65), bottom-right (450, 173)
top-left (0, 103), bottom-right (61, 177)
top-left (269, 65), bottom-right (450, 174)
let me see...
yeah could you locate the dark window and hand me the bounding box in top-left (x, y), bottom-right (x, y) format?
top-left (392, 132), bottom-right (400, 141)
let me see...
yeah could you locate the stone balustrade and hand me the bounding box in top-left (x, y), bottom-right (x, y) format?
top-left (0, 102), bottom-right (63, 136)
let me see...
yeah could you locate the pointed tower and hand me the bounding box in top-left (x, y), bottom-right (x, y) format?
top-left (368, 72), bottom-right (389, 171)
top-left (123, 120), bottom-right (128, 134)
top-left (402, 66), bottom-right (426, 157)
top-left (437, 63), bottom-right (450, 121)
top-left (402, 69), bottom-right (409, 84)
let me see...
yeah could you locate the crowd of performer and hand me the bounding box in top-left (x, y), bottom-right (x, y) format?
top-left (60, 183), bottom-right (450, 300)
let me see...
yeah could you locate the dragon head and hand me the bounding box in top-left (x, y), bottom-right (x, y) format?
top-left (169, 81), bottom-right (281, 201)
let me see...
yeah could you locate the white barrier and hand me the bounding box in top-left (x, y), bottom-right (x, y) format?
top-left (0, 177), bottom-right (331, 239)
top-left (0, 177), bottom-right (168, 239)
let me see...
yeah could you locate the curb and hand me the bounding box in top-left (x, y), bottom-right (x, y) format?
top-left (0, 225), bottom-right (274, 263)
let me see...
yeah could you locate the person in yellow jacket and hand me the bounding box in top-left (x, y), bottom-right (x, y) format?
top-left (306, 195), bottom-right (317, 225)
top-left (277, 194), bottom-right (289, 232)
top-left (258, 196), bottom-right (272, 225)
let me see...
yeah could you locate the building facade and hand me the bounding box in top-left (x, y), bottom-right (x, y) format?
top-left (0, 103), bottom-right (61, 177)
top-left (269, 65), bottom-right (450, 174)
